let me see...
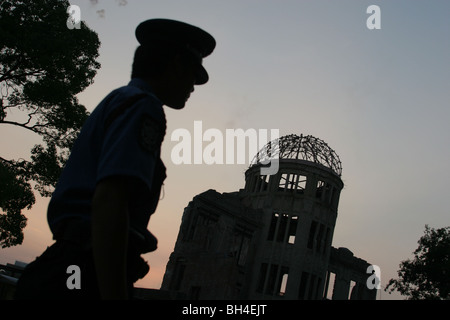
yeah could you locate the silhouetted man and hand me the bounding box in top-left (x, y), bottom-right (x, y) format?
top-left (15, 19), bottom-right (215, 299)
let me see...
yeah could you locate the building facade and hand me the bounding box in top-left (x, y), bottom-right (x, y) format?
top-left (161, 134), bottom-right (377, 300)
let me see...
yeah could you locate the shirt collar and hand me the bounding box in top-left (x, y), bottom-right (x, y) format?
top-left (128, 78), bottom-right (163, 104)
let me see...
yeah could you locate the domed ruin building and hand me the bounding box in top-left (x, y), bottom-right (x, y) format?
top-left (161, 134), bottom-right (378, 300)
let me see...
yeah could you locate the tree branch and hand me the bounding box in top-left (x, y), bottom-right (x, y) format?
top-left (0, 156), bottom-right (14, 165)
top-left (0, 119), bottom-right (40, 134)
top-left (1, 67), bottom-right (46, 88)
top-left (22, 108), bottom-right (39, 126)
top-left (0, 55), bottom-right (24, 83)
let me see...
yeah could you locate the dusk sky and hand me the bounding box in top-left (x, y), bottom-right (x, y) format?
top-left (1, 0), bottom-right (450, 300)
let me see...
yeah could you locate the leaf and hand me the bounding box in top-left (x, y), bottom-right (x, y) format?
top-left (385, 225), bottom-right (450, 300)
top-left (0, 0), bottom-right (100, 247)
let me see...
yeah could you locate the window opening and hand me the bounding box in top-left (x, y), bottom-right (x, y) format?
top-left (296, 175), bottom-right (307, 193)
top-left (307, 274), bottom-right (317, 299)
top-left (316, 180), bottom-right (325, 199)
top-left (260, 175), bottom-right (269, 191)
top-left (323, 227), bottom-right (331, 254)
top-left (315, 277), bottom-right (323, 300)
top-left (325, 272), bottom-right (336, 300)
top-left (265, 264), bottom-right (279, 294)
top-left (316, 224), bottom-right (325, 253)
top-left (256, 263), bottom-right (268, 293)
top-left (349, 281), bottom-right (356, 300)
top-left (298, 271), bottom-right (310, 300)
top-left (237, 235), bottom-right (250, 267)
top-left (287, 173), bottom-right (296, 190)
top-left (279, 173), bottom-right (289, 191)
top-left (268, 213), bottom-right (298, 244)
top-left (288, 216), bottom-right (298, 244)
top-left (307, 221), bottom-right (318, 249)
top-left (278, 267), bottom-right (289, 296)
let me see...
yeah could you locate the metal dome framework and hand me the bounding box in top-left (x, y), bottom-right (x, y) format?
top-left (251, 134), bottom-right (343, 177)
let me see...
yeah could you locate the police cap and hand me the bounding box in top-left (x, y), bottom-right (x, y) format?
top-left (135, 19), bottom-right (216, 85)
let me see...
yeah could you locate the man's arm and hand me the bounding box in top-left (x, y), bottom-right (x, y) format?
top-left (91, 176), bottom-right (130, 299)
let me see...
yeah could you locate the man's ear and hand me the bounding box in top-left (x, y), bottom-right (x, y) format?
top-left (168, 53), bottom-right (185, 72)
top-left (155, 53), bottom-right (182, 84)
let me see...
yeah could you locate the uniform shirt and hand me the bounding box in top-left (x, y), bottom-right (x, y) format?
top-left (47, 78), bottom-right (166, 252)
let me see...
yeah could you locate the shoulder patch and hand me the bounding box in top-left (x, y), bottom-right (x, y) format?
top-left (139, 115), bottom-right (165, 153)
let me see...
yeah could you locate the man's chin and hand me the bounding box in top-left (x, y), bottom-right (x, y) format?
top-left (165, 99), bottom-right (187, 110)
top-left (166, 104), bottom-right (185, 110)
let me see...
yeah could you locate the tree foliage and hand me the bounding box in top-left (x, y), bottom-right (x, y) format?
top-left (0, 0), bottom-right (101, 247)
top-left (386, 225), bottom-right (450, 300)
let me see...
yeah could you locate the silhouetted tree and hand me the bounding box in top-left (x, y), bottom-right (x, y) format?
top-left (385, 225), bottom-right (450, 300)
top-left (0, 0), bottom-right (100, 247)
